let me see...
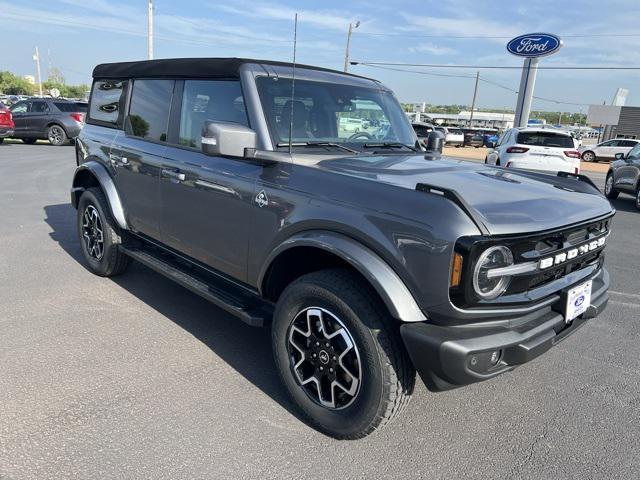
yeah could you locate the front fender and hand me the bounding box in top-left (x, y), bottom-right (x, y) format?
top-left (259, 230), bottom-right (427, 323)
top-left (71, 160), bottom-right (128, 230)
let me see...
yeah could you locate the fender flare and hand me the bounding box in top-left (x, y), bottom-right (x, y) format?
top-left (259, 231), bottom-right (427, 323)
top-left (71, 160), bottom-right (128, 230)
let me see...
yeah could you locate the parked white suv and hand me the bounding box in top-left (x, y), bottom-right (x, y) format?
top-left (578, 138), bottom-right (639, 163)
top-left (486, 127), bottom-right (581, 174)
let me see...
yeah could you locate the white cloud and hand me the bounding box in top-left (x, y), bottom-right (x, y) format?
top-left (409, 43), bottom-right (458, 56)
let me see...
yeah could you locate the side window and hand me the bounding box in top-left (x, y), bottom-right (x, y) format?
top-left (127, 79), bottom-right (174, 142)
top-left (10, 101), bottom-right (29, 113)
top-left (178, 80), bottom-right (248, 149)
top-left (622, 140), bottom-right (637, 147)
top-left (88, 79), bottom-right (127, 126)
top-left (31, 101), bottom-right (49, 113)
top-left (600, 140), bottom-right (614, 147)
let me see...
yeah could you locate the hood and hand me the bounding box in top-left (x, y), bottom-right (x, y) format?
top-left (317, 154), bottom-right (613, 235)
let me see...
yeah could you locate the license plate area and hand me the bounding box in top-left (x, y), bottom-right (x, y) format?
top-left (565, 280), bottom-right (592, 323)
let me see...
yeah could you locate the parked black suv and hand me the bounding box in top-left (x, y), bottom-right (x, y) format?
top-left (71, 58), bottom-right (614, 439)
top-left (10, 98), bottom-right (87, 145)
top-left (605, 142), bottom-right (640, 209)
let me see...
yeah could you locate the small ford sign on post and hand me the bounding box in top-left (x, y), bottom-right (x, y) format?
top-left (508, 33), bottom-right (563, 128)
top-left (506, 33), bottom-right (563, 58)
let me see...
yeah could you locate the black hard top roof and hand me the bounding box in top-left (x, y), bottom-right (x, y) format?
top-left (92, 57), bottom-right (372, 80)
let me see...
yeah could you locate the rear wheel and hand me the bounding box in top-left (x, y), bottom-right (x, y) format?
top-left (22, 137), bottom-right (37, 145)
top-left (77, 187), bottom-right (130, 276)
top-left (604, 173), bottom-right (619, 199)
top-left (582, 151), bottom-right (596, 162)
top-left (272, 269), bottom-right (415, 439)
top-left (47, 125), bottom-right (67, 146)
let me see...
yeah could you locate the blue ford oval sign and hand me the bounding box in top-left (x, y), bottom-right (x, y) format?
top-left (507, 33), bottom-right (563, 58)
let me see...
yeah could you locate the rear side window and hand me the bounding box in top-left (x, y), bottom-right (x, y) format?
top-left (31, 101), bottom-right (49, 113)
top-left (516, 131), bottom-right (574, 148)
top-left (88, 80), bottom-right (127, 126)
top-left (127, 79), bottom-right (174, 142)
top-left (178, 80), bottom-right (247, 149)
top-left (55, 102), bottom-right (88, 113)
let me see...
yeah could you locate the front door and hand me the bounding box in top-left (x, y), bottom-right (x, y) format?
top-left (9, 101), bottom-right (30, 136)
top-left (615, 143), bottom-right (640, 192)
top-left (159, 79), bottom-right (260, 281)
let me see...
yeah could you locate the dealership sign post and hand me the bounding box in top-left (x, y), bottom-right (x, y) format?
top-left (507, 33), bottom-right (563, 127)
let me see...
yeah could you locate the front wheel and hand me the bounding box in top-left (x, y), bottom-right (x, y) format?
top-left (77, 187), bottom-right (130, 276)
top-left (604, 173), bottom-right (619, 199)
top-left (635, 186), bottom-right (640, 210)
top-left (47, 125), bottom-right (67, 146)
top-left (272, 269), bottom-right (415, 439)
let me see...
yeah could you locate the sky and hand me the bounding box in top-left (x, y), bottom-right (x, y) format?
top-left (2, 0), bottom-right (639, 113)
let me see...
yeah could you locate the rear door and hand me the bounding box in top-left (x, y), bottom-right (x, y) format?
top-left (158, 79), bottom-right (261, 281)
top-left (614, 143), bottom-right (640, 192)
top-left (9, 100), bottom-right (30, 135)
top-left (28, 100), bottom-right (52, 136)
top-left (110, 79), bottom-right (175, 240)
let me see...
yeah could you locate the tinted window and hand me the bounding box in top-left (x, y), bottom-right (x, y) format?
top-left (54, 102), bottom-right (88, 112)
top-left (30, 101), bottom-right (49, 113)
top-left (627, 144), bottom-right (640, 159)
top-left (89, 80), bottom-right (127, 125)
top-left (516, 131), bottom-right (574, 148)
top-left (128, 80), bottom-right (174, 142)
top-left (178, 80), bottom-right (247, 149)
top-left (413, 125), bottom-right (433, 137)
top-left (621, 140), bottom-right (637, 147)
top-left (10, 101), bottom-right (29, 113)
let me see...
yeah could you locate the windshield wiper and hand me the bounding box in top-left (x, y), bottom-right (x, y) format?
top-left (276, 142), bottom-right (359, 154)
top-left (362, 142), bottom-right (417, 152)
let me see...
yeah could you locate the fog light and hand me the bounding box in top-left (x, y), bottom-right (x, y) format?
top-left (468, 349), bottom-right (503, 373)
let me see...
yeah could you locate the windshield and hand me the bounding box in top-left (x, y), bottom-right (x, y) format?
top-left (517, 131), bottom-right (574, 148)
top-left (256, 76), bottom-right (416, 152)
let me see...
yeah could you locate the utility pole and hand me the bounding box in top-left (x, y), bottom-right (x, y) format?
top-left (558, 111), bottom-right (563, 125)
top-left (343, 20), bottom-right (360, 72)
top-left (33, 46), bottom-right (43, 97)
top-left (147, 0), bottom-right (154, 60)
top-left (468, 71), bottom-right (479, 126)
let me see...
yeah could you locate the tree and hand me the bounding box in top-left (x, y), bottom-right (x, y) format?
top-left (0, 71), bottom-right (35, 95)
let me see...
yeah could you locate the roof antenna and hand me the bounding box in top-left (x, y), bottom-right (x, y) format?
top-left (288, 13), bottom-right (298, 155)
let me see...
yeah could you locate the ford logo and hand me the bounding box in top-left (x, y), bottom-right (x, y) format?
top-left (574, 296), bottom-right (585, 308)
top-left (507, 33), bottom-right (563, 58)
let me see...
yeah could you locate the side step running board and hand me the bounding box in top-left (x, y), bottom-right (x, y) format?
top-left (121, 246), bottom-right (273, 327)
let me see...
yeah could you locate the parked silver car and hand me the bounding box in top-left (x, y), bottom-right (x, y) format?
top-left (579, 138), bottom-right (639, 162)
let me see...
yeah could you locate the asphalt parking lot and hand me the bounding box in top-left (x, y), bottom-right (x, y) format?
top-left (1, 143), bottom-right (639, 479)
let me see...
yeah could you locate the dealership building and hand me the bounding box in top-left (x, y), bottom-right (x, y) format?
top-left (587, 104), bottom-right (640, 141)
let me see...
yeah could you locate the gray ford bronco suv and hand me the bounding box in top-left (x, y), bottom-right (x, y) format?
top-left (72, 58), bottom-right (614, 439)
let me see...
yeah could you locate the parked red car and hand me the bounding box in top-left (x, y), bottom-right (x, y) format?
top-left (0, 101), bottom-right (15, 143)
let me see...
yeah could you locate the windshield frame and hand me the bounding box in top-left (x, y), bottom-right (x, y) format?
top-left (254, 73), bottom-right (417, 154)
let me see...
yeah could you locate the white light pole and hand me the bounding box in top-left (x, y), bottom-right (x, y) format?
top-left (343, 20), bottom-right (360, 72)
top-left (32, 46), bottom-right (43, 97)
top-left (147, 0), bottom-right (154, 60)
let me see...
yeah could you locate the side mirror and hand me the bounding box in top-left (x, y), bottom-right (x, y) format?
top-left (201, 120), bottom-right (257, 158)
top-left (614, 152), bottom-right (626, 160)
top-left (488, 141), bottom-right (497, 148)
top-left (425, 130), bottom-right (445, 153)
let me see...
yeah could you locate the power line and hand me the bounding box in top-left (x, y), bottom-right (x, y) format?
top-left (356, 32), bottom-right (640, 39)
top-left (352, 61), bottom-right (640, 70)
top-left (357, 63), bottom-right (589, 106)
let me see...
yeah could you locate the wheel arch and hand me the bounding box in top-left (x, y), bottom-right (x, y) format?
top-left (259, 231), bottom-right (427, 323)
top-left (46, 121), bottom-right (67, 133)
top-left (71, 160), bottom-right (128, 230)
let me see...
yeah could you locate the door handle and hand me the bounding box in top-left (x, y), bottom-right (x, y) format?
top-left (162, 169), bottom-right (186, 182)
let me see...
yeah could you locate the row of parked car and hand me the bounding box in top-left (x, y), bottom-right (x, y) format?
top-left (411, 122), bottom-right (499, 148)
top-left (0, 97), bottom-right (87, 145)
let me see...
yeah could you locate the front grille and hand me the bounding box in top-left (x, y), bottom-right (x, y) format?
top-left (506, 218), bottom-right (610, 294)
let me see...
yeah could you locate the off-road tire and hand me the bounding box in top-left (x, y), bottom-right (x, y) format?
top-left (77, 187), bottom-right (129, 276)
top-left (272, 268), bottom-right (415, 439)
top-left (604, 173), bottom-right (619, 200)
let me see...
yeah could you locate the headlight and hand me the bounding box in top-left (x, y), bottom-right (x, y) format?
top-left (472, 246), bottom-right (513, 300)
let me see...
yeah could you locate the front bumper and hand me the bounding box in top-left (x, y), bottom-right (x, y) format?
top-left (401, 268), bottom-right (609, 392)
